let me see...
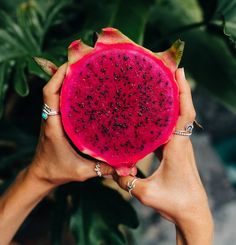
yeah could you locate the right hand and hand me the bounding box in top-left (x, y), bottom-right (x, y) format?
top-left (113, 68), bottom-right (213, 244)
top-left (30, 64), bottom-right (114, 187)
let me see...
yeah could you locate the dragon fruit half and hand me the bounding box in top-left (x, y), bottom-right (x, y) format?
top-left (35, 27), bottom-right (184, 176)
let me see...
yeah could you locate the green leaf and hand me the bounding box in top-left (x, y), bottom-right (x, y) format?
top-left (70, 179), bottom-right (138, 245)
top-left (78, 0), bottom-right (154, 45)
top-left (109, 0), bottom-right (154, 45)
top-left (148, 0), bottom-right (236, 111)
top-left (0, 29), bottom-right (28, 53)
top-left (0, 63), bottom-right (8, 117)
top-left (212, 1), bottom-right (236, 48)
top-left (14, 61), bottom-right (29, 96)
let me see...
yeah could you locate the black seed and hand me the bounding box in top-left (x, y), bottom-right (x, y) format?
top-left (101, 124), bottom-right (109, 134)
top-left (101, 68), bottom-right (106, 73)
top-left (116, 101), bottom-right (122, 107)
top-left (138, 112), bottom-right (142, 116)
top-left (109, 57), bottom-right (113, 60)
top-left (74, 128), bottom-right (79, 133)
top-left (99, 77), bottom-right (103, 82)
top-left (150, 130), bottom-right (154, 134)
top-left (80, 71), bottom-right (83, 75)
top-left (129, 66), bottom-right (132, 70)
top-left (86, 63), bottom-right (90, 67)
top-left (86, 95), bottom-right (93, 100)
top-left (104, 146), bottom-right (109, 151)
top-left (115, 63), bottom-right (119, 67)
top-left (78, 102), bottom-right (85, 108)
top-left (123, 55), bottom-right (129, 61)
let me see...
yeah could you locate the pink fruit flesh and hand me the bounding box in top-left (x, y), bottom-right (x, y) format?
top-left (61, 43), bottom-right (179, 172)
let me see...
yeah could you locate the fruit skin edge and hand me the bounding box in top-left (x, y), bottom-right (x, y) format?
top-left (33, 27), bottom-right (184, 175)
top-left (60, 46), bottom-right (179, 170)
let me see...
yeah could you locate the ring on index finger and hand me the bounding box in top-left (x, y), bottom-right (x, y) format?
top-left (42, 103), bottom-right (60, 120)
top-left (127, 177), bottom-right (139, 197)
top-left (173, 123), bottom-right (194, 136)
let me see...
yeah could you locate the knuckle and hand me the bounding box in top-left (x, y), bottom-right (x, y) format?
top-left (189, 109), bottom-right (196, 121)
top-left (137, 182), bottom-right (152, 205)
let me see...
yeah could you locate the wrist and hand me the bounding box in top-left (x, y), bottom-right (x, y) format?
top-left (177, 213), bottom-right (214, 245)
top-left (27, 161), bottom-right (57, 192)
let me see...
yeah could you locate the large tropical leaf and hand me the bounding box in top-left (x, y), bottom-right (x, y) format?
top-left (70, 180), bottom-right (138, 245)
top-left (213, 0), bottom-right (236, 48)
top-left (147, 0), bottom-right (236, 111)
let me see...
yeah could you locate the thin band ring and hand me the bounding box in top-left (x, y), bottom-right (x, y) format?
top-left (42, 103), bottom-right (60, 120)
top-left (127, 178), bottom-right (139, 197)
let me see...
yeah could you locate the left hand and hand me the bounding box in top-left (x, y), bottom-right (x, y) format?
top-left (29, 63), bottom-right (114, 187)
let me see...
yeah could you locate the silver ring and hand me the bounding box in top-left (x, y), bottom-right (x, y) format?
top-left (94, 162), bottom-right (102, 177)
top-left (173, 123), bottom-right (194, 136)
top-left (127, 178), bottom-right (139, 197)
top-left (42, 103), bottom-right (60, 120)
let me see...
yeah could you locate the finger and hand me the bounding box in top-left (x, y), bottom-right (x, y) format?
top-left (113, 174), bottom-right (145, 200)
top-left (41, 63), bottom-right (67, 130)
top-left (43, 63), bottom-right (68, 110)
top-left (175, 68), bottom-right (196, 129)
top-left (81, 160), bottom-right (115, 180)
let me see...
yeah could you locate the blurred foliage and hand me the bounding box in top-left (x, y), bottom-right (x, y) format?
top-left (0, 0), bottom-right (236, 244)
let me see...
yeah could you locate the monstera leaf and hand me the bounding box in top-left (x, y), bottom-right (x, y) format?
top-left (69, 180), bottom-right (138, 245)
top-left (147, 0), bottom-right (236, 111)
top-left (213, 0), bottom-right (236, 48)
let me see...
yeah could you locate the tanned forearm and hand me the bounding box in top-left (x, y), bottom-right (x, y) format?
top-left (0, 167), bottom-right (54, 245)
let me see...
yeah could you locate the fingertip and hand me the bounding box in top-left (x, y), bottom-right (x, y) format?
top-left (176, 67), bottom-right (185, 82)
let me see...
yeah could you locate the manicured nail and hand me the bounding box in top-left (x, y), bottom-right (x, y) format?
top-left (180, 67), bottom-right (186, 80)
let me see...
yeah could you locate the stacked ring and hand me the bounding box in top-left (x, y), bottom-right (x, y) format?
top-left (42, 104), bottom-right (60, 120)
top-left (173, 123), bottom-right (194, 136)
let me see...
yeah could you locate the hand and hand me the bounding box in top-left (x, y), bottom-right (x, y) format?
top-left (113, 68), bottom-right (214, 244)
top-left (30, 63), bottom-right (114, 187)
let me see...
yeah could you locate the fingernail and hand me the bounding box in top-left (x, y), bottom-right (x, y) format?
top-left (130, 166), bottom-right (137, 177)
top-left (180, 67), bottom-right (186, 80)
